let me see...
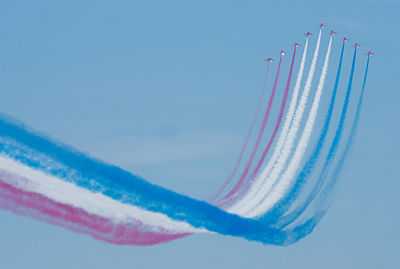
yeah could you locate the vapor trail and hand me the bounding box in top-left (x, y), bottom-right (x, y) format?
top-left (230, 31), bottom-right (323, 216)
top-left (0, 32), bottom-right (371, 247)
top-left (245, 47), bottom-right (298, 192)
top-left (0, 179), bottom-right (189, 245)
top-left (211, 62), bottom-right (271, 202)
top-left (266, 41), bottom-right (346, 225)
top-left (277, 47), bottom-right (361, 229)
top-left (219, 46), bottom-right (300, 208)
top-left (247, 35), bottom-right (332, 218)
top-left (222, 55), bottom-right (283, 201)
top-left (280, 52), bottom-right (369, 245)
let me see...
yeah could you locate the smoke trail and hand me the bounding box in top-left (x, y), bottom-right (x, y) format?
top-left (248, 47), bottom-right (297, 188)
top-left (0, 50), bottom-right (371, 247)
top-left (226, 37), bottom-right (309, 211)
top-left (0, 179), bottom-right (189, 246)
top-left (282, 53), bottom-right (370, 245)
top-left (219, 47), bottom-right (299, 208)
top-left (314, 52), bottom-right (369, 215)
top-left (265, 41), bottom-right (346, 225)
top-left (0, 117), bottom-right (291, 246)
top-left (246, 35), bottom-right (332, 218)
top-left (230, 31), bottom-right (323, 216)
top-left (0, 155), bottom-right (203, 234)
top-left (221, 55), bottom-right (283, 200)
top-left (211, 62), bottom-right (271, 202)
top-left (277, 47), bottom-right (358, 228)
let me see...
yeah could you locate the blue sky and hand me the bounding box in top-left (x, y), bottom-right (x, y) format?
top-left (0, 0), bottom-right (399, 268)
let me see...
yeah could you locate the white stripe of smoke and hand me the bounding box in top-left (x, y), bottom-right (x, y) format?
top-left (0, 155), bottom-right (207, 234)
top-left (239, 30), bottom-right (323, 217)
top-left (247, 35), bottom-right (332, 218)
top-left (228, 38), bottom-right (310, 214)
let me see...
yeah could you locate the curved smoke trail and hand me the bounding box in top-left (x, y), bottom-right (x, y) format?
top-left (246, 35), bottom-right (333, 218)
top-left (0, 32), bottom-right (371, 247)
top-left (230, 31), bottom-right (323, 217)
top-left (225, 37), bottom-right (309, 211)
top-left (211, 62), bottom-right (271, 202)
top-left (247, 46), bottom-right (298, 193)
top-left (0, 115), bottom-right (318, 246)
top-left (264, 41), bottom-right (346, 225)
top-left (312, 53), bottom-right (369, 218)
top-left (220, 46), bottom-right (299, 208)
top-left (221, 55), bottom-right (283, 201)
top-left (277, 47), bottom-right (362, 230)
top-left (279, 53), bottom-right (370, 244)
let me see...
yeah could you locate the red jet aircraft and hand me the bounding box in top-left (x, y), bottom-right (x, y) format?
top-left (318, 23), bottom-right (326, 28)
top-left (278, 50), bottom-right (287, 55)
top-left (304, 32), bottom-right (312, 37)
top-left (365, 51), bottom-right (374, 56)
top-left (329, 30), bottom-right (337, 35)
top-left (264, 57), bottom-right (274, 62)
top-left (341, 37), bottom-right (349, 42)
top-left (293, 42), bottom-right (301, 47)
top-left (353, 43), bottom-right (361, 48)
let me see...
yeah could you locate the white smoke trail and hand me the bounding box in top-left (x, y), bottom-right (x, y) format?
top-left (238, 30), bottom-right (323, 216)
top-left (228, 38), bottom-right (310, 214)
top-left (247, 35), bottom-right (333, 218)
top-left (230, 31), bottom-right (323, 216)
top-left (0, 155), bottom-right (206, 234)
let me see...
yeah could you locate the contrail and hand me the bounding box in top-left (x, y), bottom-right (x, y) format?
top-left (247, 35), bottom-right (332, 218)
top-left (230, 31), bottom-right (323, 216)
top-left (0, 116), bottom-right (290, 246)
top-left (226, 37), bottom-right (309, 212)
top-left (280, 52), bottom-right (369, 245)
top-left (245, 46), bottom-right (298, 194)
top-left (221, 55), bottom-right (283, 201)
top-left (211, 61), bottom-right (271, 202)
top-left (0, 179), bottom-right (190, 245)
top-left (278, 47), bottom-right (361, 229)
top-left (220, 45), bottom-right (300, 208)
top-left (0, 155), bottom-right (203, 234)
top-left (0, 31), bottom-right (371, 247)
top-left (266, 41), bottom-right (346, 225)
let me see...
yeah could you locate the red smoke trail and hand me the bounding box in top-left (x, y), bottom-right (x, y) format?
top-left (243, 46), bottom-right (298, 195)
top-left (211, 62), bottom-right (271, 202)
top-left (0, 176), bottom-right (188, 246)
top-left (221, 55), bottom-right (283, 202)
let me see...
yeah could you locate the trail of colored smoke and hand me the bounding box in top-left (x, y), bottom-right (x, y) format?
top-left (247, 46), bottom-right (298, 192)
top-left (265, 41), bottom-right (346, 225)
top-left (247, 35), bottom-right (332, 218)
top-left (0, 179), bottom-right (188, 245)
top-left (221, 55), bottom-right (283, 201)
top-left (282, 53), bottom-right (370, 245)
top-left (211, 62), bottom-right (271, 202)
top-left (0, 38), bottom-right (371, 247)
top-left (0, 121), bottom-right (290, 245)
top-left (219, 48), bottom-right (298, 208)
top-left (230, 31), bottom-right (322, 216)
top-left (315, 53), bottom-right (369, 215)
top-left (278, 47), bottom-right (358, 229)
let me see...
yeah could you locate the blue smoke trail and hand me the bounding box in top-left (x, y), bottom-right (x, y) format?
top-left (260, 42), bottom-right (346, 225)
top-left (0, 114), bottom-right (288, 245)
top-left (277, 47), bottom-right (358, 229)
top-left (282, 55), bottom-right (370, 245)
top-left (0, 49), bottom-right (370, 246)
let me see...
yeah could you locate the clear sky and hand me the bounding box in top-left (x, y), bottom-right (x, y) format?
top-left (0, 0), bottom-right (399, 268)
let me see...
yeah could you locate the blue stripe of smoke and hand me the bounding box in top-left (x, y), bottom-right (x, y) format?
top-left (278, 48), bottom-right (358, 229)
top-left (260, 42), bottom-right (346, 225)
top-left (0, 116), bottom-right (292, 244)
top-left (283, 55), bottom-right (370, 245)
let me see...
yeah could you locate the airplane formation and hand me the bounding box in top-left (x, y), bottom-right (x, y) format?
top-left (265, 23), bottom-right (373, 63)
